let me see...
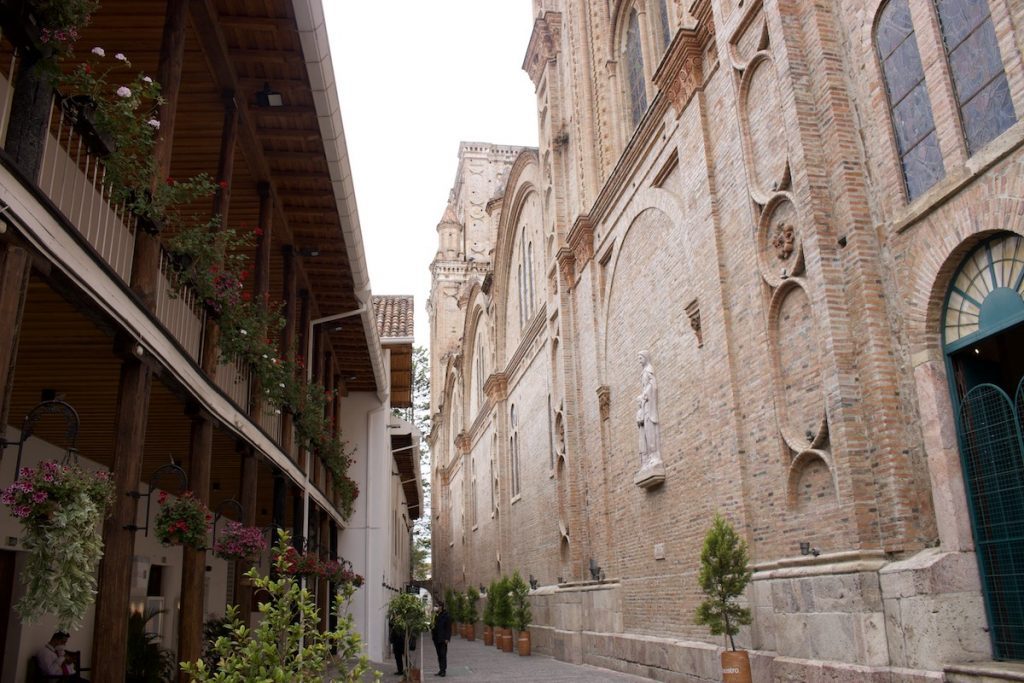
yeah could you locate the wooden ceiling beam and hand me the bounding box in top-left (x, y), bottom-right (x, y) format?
top-left (218, 15), bottom-right (297, 31)
top-left (229, 49), bottom-right (299, 64)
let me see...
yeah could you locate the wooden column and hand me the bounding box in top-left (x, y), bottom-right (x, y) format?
top-left (0, 245), bottom-right (32, 434)
top-left (318, 508), bottom-right (331, 631)
top-left (178, 412), bottom-right (213, 682)
top-left (280, 247), bottom-right (298, 458)
top-left (199, 94), bottom-right (239, 375)
top-left (271, 468), bottom-right (286, 548)
top-left (328, 522), bottom-right (339, 632)
top-left (5, 50), bottom-right (53, 181)
top-left (292, 484), bottom-right (305, 550)
top-left (91, 353), bottom-right (152, 683)
top-left (234, 449), bottom-right (259, 624)
top-left (131, 0), bottom-right (189, 311)
top-left (296, 290), bottom-right (311, 470)
top-left (247, 185), bottom-right (273, 424)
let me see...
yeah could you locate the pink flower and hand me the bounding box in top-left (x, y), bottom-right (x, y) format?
top-left (116, 86), bottom-right (132, 98)
top-left (147, 119), bottom-right (160, 129)
top-left (114, 52), bottom-right (127, 62)
top-left (91, 47), bottom-right (105, 57)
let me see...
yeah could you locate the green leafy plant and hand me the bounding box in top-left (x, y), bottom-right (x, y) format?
top-left (482, 581), bottom-right (496, 628)
top-left (508, 571), bottom-right (532, 632)
top-left (492, 576), bottom-right (513, 629)
top-left (180, 530), bottom-right (375, 681)
top-left (694, 513), bottom-right (753, 651)
top-left (1, 461), bottom-right (113, 628)
top-left (200, 615), bottom-right (233, 675)
top-left (450, 589), bottom-right (466, 625)
top-left (386, 593), bottom-right (430, 680)
top-left (465, 586), bottom-right (479, 625)
top-left (126, 609), bottom-right (175, 683)
top-left (29, 0), bottom-right (98, 56)
top-left (154, 490), bottom-right (211, 549)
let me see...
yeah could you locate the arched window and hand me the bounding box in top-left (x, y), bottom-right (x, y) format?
top-left (527, 241), bottom-right (536, 313)
top-left (933, 0), bottom-right (1016, 153)
top-left (875, 0), bottom-right (944, 200)
top-left (657, 0), bottom-right (672, 54)
top-left (490, 435), bottom-right (497, 515)
top-left (470, 456), bottom-right (478, 528)
top-left (626, 9), bottom-right (647, 127)
top-left (517, 263), bottom-right (525, 328)
top-left (510, 405), bottom-right (521, 498)
top-left (475, 339), bottom-right (485, 411)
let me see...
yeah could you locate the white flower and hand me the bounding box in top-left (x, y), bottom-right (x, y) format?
top-left (275, 409), bottom-right (282, 415)
top-left (262, 354), bottom-right (268, 359)
top-left (279, 383), bottom-right (286, 389)
top-left (239, 329), bottom-right (247, 336)
top-left (116, 86), bottom-right (131, 98)
top-left (146, 119), bottom-right (160, 129)
top-left (91, 47), bottom-right (105, 57)
top-left (272, 358), bottom-right (278, 364)
top-left (114, 52), bottom-right (126, 61)
top-left (143, 76), bottom-right (153, 84)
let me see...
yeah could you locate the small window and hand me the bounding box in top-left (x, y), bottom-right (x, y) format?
top-left (875, 0), bottom-right (945, 199)
top-left (626, 9), bottom-right (648, 127)
top-left (657, 0), bottom-right (672, 55)
top-left (933, 0), bottom-right (1016, 153)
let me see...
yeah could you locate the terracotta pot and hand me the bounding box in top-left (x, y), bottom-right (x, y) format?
top-left (466, 623), bottom-right (475, 641)
top-left (721, 650), bottom-right (752, 683)
top-left (483, 625), bottom-right (494, 645)
top-left (405, 666), bottom-right (421, 682)
top-left (517, 629), bottom-right (531, 656)
top-left (494, 627), bottom-right (502, 649)
top-left (501, 628), bottom-right (513, 653)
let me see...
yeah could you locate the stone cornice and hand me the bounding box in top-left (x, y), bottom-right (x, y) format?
top-left (567, 214), bottom-right (595, 268)
top-left (652, 25), bottom-right (706, 119)
top-left (454, 430), bottom-right (471, 454)
top-left (556, 246), bottom-right (576, 287)
top-left (505, 306), bottom-right (547, 386)
top-left (483, 371), bottom-right (509, 403)
top-left (522, 11), bottom-right (563, 89)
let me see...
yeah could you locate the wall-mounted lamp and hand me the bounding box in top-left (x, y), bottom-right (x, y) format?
top-left (298, 246), bottom-right (321, 257)
top-left (255, 82), bottom-right (283, 108)
top-left (588, 559), bottom-right (602, 582)
top-left (529, 575), bottom-right (539, 590)
top-left (799, 542), bottom-right (820, 557)
top-left (479, 583), bottom-right (487, 595)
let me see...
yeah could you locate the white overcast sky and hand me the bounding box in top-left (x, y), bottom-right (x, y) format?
top-left (325, 2), bottom-right (540, 348)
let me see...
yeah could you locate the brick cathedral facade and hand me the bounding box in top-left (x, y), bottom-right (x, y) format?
top-left (429, 0), bottom-right (1024, 679)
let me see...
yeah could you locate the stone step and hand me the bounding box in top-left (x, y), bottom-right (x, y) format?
top-left (946, 662), bottom-right (1024, 682)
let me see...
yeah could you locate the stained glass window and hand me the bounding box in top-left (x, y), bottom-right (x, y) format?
top-left (943, 234), bottom-right (1024, 346)
top-left (934, 0), bottom-right (1017, 153)
top-left (876, 0), bottom-right (945, 200)
top-left (626, 9), bottom-right (647, 127)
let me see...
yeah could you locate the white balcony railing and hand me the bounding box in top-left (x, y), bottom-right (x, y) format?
top-left (38, 100), bottom-right (137, 281)
top-left (256, 399), bottom-right (283, 445)
top-left (215, 357), bottom-right (251, 411)
top-left (155, 251), bottom-right (205, 361)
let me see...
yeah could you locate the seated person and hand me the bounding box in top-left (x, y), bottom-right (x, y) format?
top-left (35, 631), bottom-right (77, 678)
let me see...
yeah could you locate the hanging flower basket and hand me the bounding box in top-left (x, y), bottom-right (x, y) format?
top-left (154, 491), bottom-right (211, 549)
top-left (319, 558), bottom-right (364, 588)
top-left (277, 546), bottom-right (323, 577)
top-left (212, 520), bottom-right (267, 562)
top-left (1, 461), bottom-right (114, 628)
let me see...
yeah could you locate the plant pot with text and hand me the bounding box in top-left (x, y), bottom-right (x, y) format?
top-left (483, 625), bottom-right (493, 646)
top-left (721, 650), bottom-right (752, 683)
top-left (466, 623), bottom-right (475, 642)
top-left (406, 666), bottom-right (421, 683)
top-left (517, 629), bottom-right (531, 656)
top-left (501, 628), bottom-right (513, 653)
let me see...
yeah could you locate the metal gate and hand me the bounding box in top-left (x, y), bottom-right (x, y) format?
top-left (957, 377), bottom-right (1024, 659)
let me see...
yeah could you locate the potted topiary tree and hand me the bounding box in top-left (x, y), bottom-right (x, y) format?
top-left (493, 576), bottom-right (514, 652)
top-left (450, 590), bottom-right (466, 638)
top-left (465, 586), bottom-right (479, 641)
top-left (695, 513), bottom-right (753, 683)
top-left (443, 587), bottom-right (456, 635)
top-left (508, 571), bottom-right (533, 656)
top-left (482, 581), bottom-right (497, 646)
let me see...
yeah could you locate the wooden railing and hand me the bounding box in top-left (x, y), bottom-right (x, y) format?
top-left (37, 98), bottom-right (138, 281)
top-left (215, 357), bottom-right (251, 411)
top-left (154, 250), bottom-right (206, 361)
top-left (256, 399), bottom-right (283, 445)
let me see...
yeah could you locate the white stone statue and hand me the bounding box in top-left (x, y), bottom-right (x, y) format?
top-left (636, 350), bottom-right (661, 468)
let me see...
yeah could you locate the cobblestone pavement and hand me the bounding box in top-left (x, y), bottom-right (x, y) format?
top-left (364, 634), bottom-right (654, 682)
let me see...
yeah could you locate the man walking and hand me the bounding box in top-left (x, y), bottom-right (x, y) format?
top-left (431, 601), bottom-right (452, 677)
top-left (389, 617), bottom-right (406, 677)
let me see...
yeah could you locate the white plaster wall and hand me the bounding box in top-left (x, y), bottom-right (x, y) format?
top-left (0, 426), bottom-right (232, 682)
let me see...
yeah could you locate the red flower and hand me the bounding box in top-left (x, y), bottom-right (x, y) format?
top-left (166, 176), bottom-right (175, 185)
top-left (241, 291), bottom-right (251, 302)
top-left (253, 227), bottom-right (264, 237)
top-left (240, 270), bottom-right (249, 281)
top-left (84, 64), bottom-right (92, 74)
top-left (218, 179), bottom-right (229, 190)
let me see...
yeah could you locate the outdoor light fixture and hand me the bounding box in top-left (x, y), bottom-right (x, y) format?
top-left (588, 559), bottom-right (602, 581)
top-left (799, 542), bottom-right (820, 557)
top-left (557, 576), bottom-right (564, 584)
top-left (529, 575), bottom-right (539, 590)
top-left (479, 583), bottom-right (487, 595)
top-left (298, 246), bottom-right (321, 257)
top-left (255, 82), bottom-right (283, 107)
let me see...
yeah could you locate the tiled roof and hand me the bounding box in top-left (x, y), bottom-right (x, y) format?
top-left (372, 295), bottom-right (414, 340)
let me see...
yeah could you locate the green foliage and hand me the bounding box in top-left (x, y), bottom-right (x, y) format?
top-left (450, 590), bottom-right (466, 624)
top-left (180, 531), bottom-right (375, 682)
top-left (153, 490), bottom-right (211, 549)
top-left (387, 592), bottom-right (430, 667)
top-left (2, 461), bottom-right (114, 628)
top-left (694, 514), bottom-right (752, 650)
top-left (492, 576), bottom-right (513, 629)
top-left (482, 581), bottom-right (497, 627)
top-left (200, 615), bottom-right (233, 674)
top-left (508, 572), bottom-right (532, 631)
top-left (30, 0), bottom-right (98, 57)
top-left (126, 609), bottom-right (175, 683)
top-left (464, 586), bottom-right (479, 624)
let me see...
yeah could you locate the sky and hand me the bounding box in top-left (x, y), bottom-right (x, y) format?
top-left (325, 2), bottom-right (540, 349)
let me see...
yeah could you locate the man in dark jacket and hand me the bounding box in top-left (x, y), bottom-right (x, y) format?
top-left (431, 601), bottom-right (452, 677)
top-left (389, 618), bottom-right (406, 676)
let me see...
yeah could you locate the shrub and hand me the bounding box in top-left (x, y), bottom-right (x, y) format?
top-left (492, 576), bottom-right (513, 629)
top-left (465, 586), bottom-right (479, 624)
top-left (482, 581), bottom-right (497, 628)
top-left (694, 513), bottom-right (752, 651)
top-left (509, 571), bottom-right (532, 631)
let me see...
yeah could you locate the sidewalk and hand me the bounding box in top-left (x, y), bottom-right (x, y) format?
top-left (364, 634), bottom-right (654, 682)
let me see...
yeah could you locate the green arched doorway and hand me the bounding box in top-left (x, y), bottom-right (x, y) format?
top-left (944, 233), bottom-right (1024, 659)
